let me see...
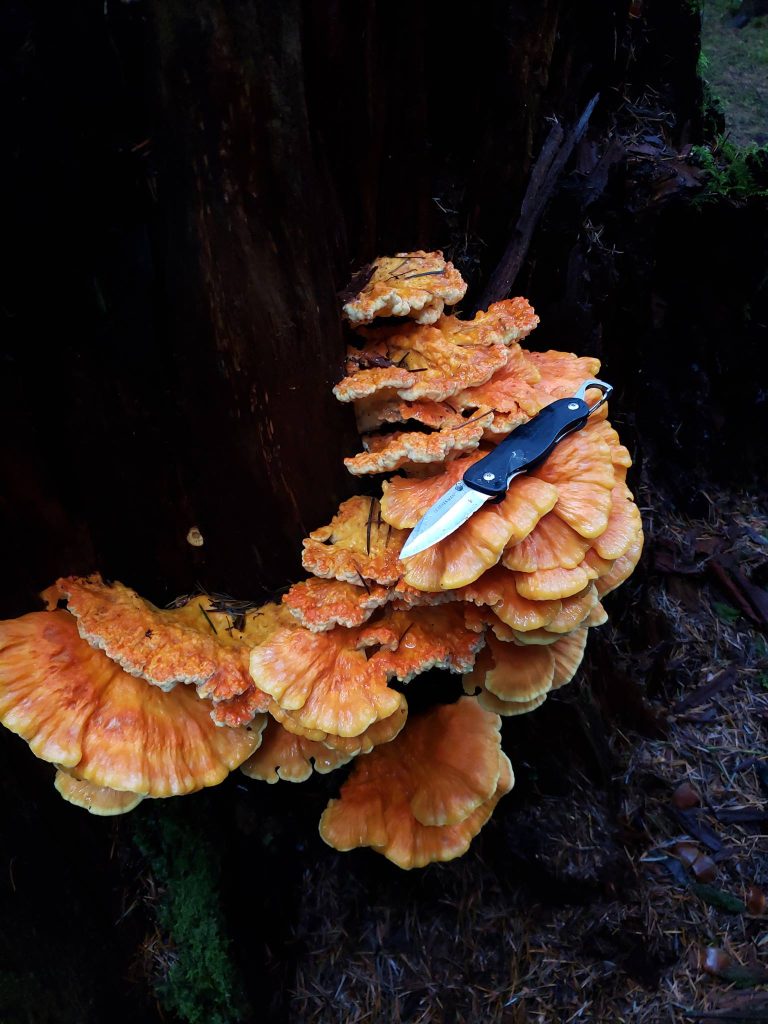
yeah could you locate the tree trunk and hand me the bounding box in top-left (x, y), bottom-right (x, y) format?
top-left (2, 0), bottom-right (702, 614)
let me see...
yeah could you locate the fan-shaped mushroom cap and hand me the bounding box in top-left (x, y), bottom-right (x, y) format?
top-left (586, 602), bottom-right (608, 627)
top-left (475, 687), bottom-right (548, 717)
top-left (333, 365), bottom-right (419, 402)
top-left (283, 577), bottom-right (390, 632)
top-left (450, 345), bottom-right (545, 436)
top-left (382, 454), bottom-right (558, 590)
top-left (438, 298), bottom-right (539, 346)
top-left (248, 623), bottom-right (402, 738)
top-left (321, 696), bottom-right (408, 755)
top-left (595, 531), bottom-right (645, 596)
top-left (344, 415), bottom-right (491, 475)
top-left (342, 251), bottom-right (467, 327)
top-left (352, 396), bottom-right (465, 435)
top-left (593, 482), bottom-right (643, 560)
top-left (540, 584), bottom-right (599, 633)
top-left (336, 300), bottom-right (535, 408)
top-left (550, 627), bottom-right (589, 689)
top-left (462, 647), bottom-right (551, 717)
top-left (371, 606), bottom-right (485, 682)
top-left (56, 575), bottom-right (271, 706)
top-left (335, 323), bottom-right (509, 406)
top-left (249, 605), bottom-right (482, 738)
top-left (240, 719), bottom-right (353, 784)
top-left (460, 566), bottom-right (560, 632)
top-left (264, 694), bottom-right (408, 757)
top-left (478, 635), bottom-right (554, 702)
top-left (318, 698), bottom-right (513, 868)
top-left (302, 497), bottom-right (407, 586)
top-left (531, 418), bottom-right (616, 540)
top-left (54, 769), bottom-right (145, 816)
top-left (463, 625), bottom-right (589, 712)
top-left (527, 350), bottom-right (602, 401)
top-left (513, 562), bottom-right (598, 601)
top-left (0, 611), bottom-right (263, 796)
top-left (503, 512), bottom-right (592, 572)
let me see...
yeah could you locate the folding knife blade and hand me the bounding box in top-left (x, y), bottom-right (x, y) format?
top-left (399, 481), bottom-right (492, 559)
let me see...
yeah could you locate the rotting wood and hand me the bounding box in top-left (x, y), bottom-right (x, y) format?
top-left (476, 93), bottom-right (600, 310)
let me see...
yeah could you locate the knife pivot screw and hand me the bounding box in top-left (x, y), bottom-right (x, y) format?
top-left (482, 472), bottom-right (495, 482)
top-left (568, 402), bottom-right (579, 410)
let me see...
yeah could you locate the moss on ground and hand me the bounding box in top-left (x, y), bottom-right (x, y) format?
top-left (131, 801), bottom-right (250, 1024)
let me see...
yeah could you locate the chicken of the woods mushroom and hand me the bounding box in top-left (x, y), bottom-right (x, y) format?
top-left (0, 250), bottom-right (641, 869)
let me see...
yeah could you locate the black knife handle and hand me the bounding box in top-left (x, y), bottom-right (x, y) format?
top-left (462, 397), bottom-right (591, 499)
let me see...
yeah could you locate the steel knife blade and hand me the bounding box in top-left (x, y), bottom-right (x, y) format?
top-left (399, 378), bottom-right (612, 560)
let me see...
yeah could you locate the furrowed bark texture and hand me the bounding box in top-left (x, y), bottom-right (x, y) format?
top-left (2, 0), bottom-right (700, 613)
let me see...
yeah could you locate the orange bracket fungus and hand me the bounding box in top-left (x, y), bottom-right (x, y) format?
top-left (341, 250), bottom-right (467, 326)
top-left (56, 574), bottom-right (266, 704)
top-left (0, 251), bottom-right (642, 866)
top-left (0, 610), bottom-right (262, 812)
top-left (54, 769), bottom-right (146, 816)
top-left (319, 698), bottom-right (514, 868)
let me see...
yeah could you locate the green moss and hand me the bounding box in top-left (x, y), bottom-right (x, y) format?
top-left (691, 135), bottom-right (768, 200)
top-left (131, 802), bottom-right (249, 1024)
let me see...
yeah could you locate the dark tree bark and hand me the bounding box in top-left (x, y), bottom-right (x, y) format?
top-left (1, 0), bottom-right (702, 614)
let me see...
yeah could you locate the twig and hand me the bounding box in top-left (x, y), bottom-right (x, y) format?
top-left (476, 93), bottom-right (599, 310)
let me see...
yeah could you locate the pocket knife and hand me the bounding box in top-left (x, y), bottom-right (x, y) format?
top-left (399, 379), bottom-right (613, 559)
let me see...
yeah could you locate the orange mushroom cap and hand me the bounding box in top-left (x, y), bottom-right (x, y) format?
top-left (450, 345), bottom-right (545, 436)
top-left (264, 694), bottom-right (408, 757)
top-left (464, 624), bottom-right (589, 712)
top-left (592, 482), bottom-right (643, 561)
top-left (56, 575), bottom-right (272, 706)
top-left (321, 696), bottom-right (408, 756)
top-left (531, 416), bottom-right (616, 540)
top-left (527, 350), bottom-right (603, 402)
top-left (595, 531), bottom-right (645, 597)
top-left (382, 453), bottom-right (558, 590)
top-left (249, 604), bottom-right (482, 738)
top-left (344, 415), bottom-right (491, 475)
top-left (282, 577), bottom-right (390, 632)
top-left (301, 496), bottom-right (407, 586)
top-left (503, 512), bottom-right (592, 573)
top-left (370, 606), bottom-right (485, 683)
top-left (318, 697), bottom-right (513, 868)
top-left (352, 395), bottom-right (465, 435)
top-left (248, 622), bottom-right (403, 738)
top-left (336, 301), bottom-right (534, 408)
top-left (335, 325), bottom-right (509, 405)
top-left (464, 634), bottom-right (554, 704)
top-left (0, 611), bottom-right (263, 796)
top-left (240, 718), bottom-right (353, 784)
top-left (460, 566), bottom-right (561, 632)
top-left (474, 687), bottom-right (548, 717)
top-left (512, 562), bottom-right (599, 601)
top-left (585, 602), bottom-right (608, 627)
top-left (540, 584), bottom-right (599, 633)
top-left (54, 769), bottom-right (145, 816)
top-left (342, 251), bottom-right (467, 327)
top-left (550, 626), bottom-right (589, 689)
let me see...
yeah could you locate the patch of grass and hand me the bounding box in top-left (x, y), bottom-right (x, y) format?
top-left (691, 135), bottom-right (768, 200)
top-left (701, 0), bottom-right (768, 145)
top-left (131, 803), bottom-right (249, 1024)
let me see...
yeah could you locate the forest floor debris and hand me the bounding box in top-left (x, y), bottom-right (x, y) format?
top-left (284, 465), bottom-right (768, 1023)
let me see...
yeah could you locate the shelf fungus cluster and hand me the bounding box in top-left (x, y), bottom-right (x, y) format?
top-left (0, 250), bottom-right (642, 867)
